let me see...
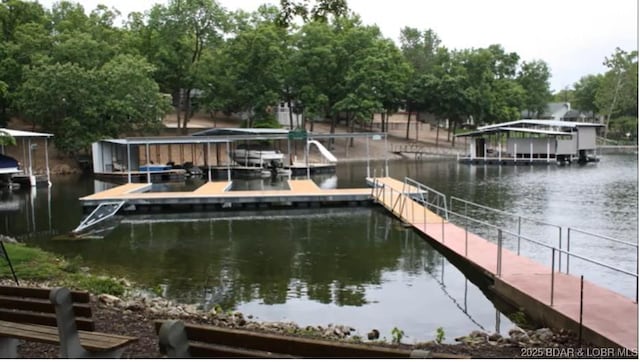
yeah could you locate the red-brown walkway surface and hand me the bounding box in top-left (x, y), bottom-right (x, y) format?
top-left (372, 177), bottom-right (638, 351)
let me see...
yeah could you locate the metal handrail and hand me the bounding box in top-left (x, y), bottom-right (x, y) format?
top-left (568, 227), bottom-right (637, 248)
top-left (450, 196), bottom-right (562, 230)
top-left (404, 177), bottom-right (449, 219)
top-left (372, 180), bottom-right (638, 303)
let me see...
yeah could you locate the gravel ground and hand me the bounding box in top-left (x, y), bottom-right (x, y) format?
top-left (16, 298), bottom-right (596, 359)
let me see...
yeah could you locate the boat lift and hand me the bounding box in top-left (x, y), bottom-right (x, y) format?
top-left (72, 201), bottom-right (126, 234)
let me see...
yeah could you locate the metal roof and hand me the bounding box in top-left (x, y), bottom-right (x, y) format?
top-left (478, 119), bottom-right (603, 130)
top-left (98, 132), bottom-right (387, 146)
top-left (191, 128), bottom-right (290, 136)
top-left (457, 119), bottom-right (603, 138)
top-left (0, 128), bottom-right (53, 138)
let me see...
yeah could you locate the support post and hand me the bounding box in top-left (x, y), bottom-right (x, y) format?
top-left (207, 143), bottom-right (212, 182)
top-left (145, 143), bottom-right (151, 183)
top-left (514, 143), bottom-right (517, 163)
top-left (465, 224), bottom-right (468, 257)
top-left (366, 136), bottom-right (370, 179)
top-left (127, 143), bottom-right (131, 183)
top-left (44, 137), bottom-right (51, 186)
top-left (497, 229), bottom-right (503, 276)
top-left (530, 141), bottom-right (533, 163)
top-left (287, 138), bottom-right (291, 180)
top-left (305, 139), bottom-right (310, 179)
top-left (566, 228), bottom-right (571, 274)
top-left (384, 134), bottom-right (389, 177)
top-left (226, 142), bottom-right (231, 182)
top-left (550, 248), bottom-right (555, 306)
top-left (517, 216), bottom-right (521, 256)
top-left (579, 275), bottom-right (584, 344)
top-left (558, 227), bottom-right (562, 272)
top-left (546, 140), bottom-right (550, 163)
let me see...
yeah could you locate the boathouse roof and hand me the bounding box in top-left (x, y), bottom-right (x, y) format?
top-left (191, 128), bottom-right (289, 136)
top-left (0, 128), bottom-right (53, 138)
top-left (456, 119), bottom-right (603, 138)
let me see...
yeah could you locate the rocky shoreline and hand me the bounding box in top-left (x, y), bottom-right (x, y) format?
top-left (8, 279), bottom-right (600, 358)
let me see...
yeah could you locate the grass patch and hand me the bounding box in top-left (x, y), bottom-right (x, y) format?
top-left (0, 243), bottom-right (126, 296)
top-left (0, 243), bottom-right (66, 280)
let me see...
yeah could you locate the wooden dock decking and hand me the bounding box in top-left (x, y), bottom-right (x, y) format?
top-left (79, 180), bottom-right (372, 209)
top-left (371, 177), bottom-right (638, 351)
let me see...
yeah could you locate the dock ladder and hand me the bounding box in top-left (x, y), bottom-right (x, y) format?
top-left (72, 201), bottom-right (126, 234)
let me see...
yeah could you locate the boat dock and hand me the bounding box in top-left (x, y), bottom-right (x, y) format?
top-left (77, 176), bottom-right (637, 350)
top-left (369, 177), bottom-right (637, 351)
top-left (79, 179), bottom-right (372, 212)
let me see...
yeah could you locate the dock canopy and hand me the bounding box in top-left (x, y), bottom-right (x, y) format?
top-left (191, 128), bottom-right (289, 137)
top-left (456, 119), bottom-right (603, 138)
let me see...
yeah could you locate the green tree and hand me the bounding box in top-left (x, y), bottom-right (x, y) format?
top-left (517, 60), bottom-right (551, 118)
top-left (277, 0), bottom-right (348, 27)
top-left (207, 17), bottom-right (287, 127)
top-left (135, 0), bottom-right (228, 133)
top-left (595, 48), bottom-right (638, 139)
top-left (573, 74), bottom-right (604, 116)
top-left (400, 27), bottom-right (441, 140)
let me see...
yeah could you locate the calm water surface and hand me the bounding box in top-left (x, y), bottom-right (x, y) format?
top-left (0, 154), bottom-right (636, 342)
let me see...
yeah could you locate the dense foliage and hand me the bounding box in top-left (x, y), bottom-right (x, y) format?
top-left (0, 0), bottom-right (634, 153)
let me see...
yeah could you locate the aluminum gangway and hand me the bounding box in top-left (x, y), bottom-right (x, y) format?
top-left (72, 201), bottom-right (126, 234)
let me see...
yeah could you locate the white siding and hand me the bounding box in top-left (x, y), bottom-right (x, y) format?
top-left (506, 138), bottom-right (557, 154)
top-left (577, 127), bottom-right (596, 150)
top-left (557, 137), bottom-right (577, 155)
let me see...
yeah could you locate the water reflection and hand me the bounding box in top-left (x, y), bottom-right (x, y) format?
top-left (0, 154), bottom-right (635, 341)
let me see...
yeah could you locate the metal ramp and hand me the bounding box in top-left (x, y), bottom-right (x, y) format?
top-left (72, 201), bottom-right (125, 234)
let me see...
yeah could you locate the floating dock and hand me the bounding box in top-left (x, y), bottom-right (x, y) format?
top-left (79, 179), bottom-right (372, 212)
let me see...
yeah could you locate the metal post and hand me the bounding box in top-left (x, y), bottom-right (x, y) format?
top-left (567, 228), bottom-right (571, 274)
top-left (287, 138), bottom-right (291, 180)
top-left (558, 227), bottom-right (562, 272)
top-left (127, 143), bottom-right (131, 183)
top-left (579, 275), bottom-right (584, 344)
top-left (226, 142), bottom-right (231, 182)
top-left (366, 136), bottom-right (370, 178)
top-left (529, 141), bottom-right (533, 163)
top-left (441, 214), bottom-right (445, 244)
top-left (207, 143), bottom-right (212, 182)
top-left (145, 143), bottom-right (150, 183)
top-left (514, 144), bottom-right (517, 163)
top-left (483, 142), bottom-right (487, 162)
top-left (384, 133), bottom-right (389, 177)
top-left (27, 139), bottom-right (33, 177)
top-left (517, 216), bottom-right (521, 256)
top-left (497, 230), bottom-right (502, 276)
top-left (305, 140), bottom-right (310, 179)
top-left (44, 138), bottom-right (51, 186)
top-left (465, 224), bottom-right (468, 257)
top-left (423, 198), bottom-right (426, 232)
top-left (550, 248), bottom-right (555, 306)
top-left (546, 140), bottom-right (550, 163)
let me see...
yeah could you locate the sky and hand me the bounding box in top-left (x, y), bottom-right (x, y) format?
top-left (34, 0), bottom-right (638, 92)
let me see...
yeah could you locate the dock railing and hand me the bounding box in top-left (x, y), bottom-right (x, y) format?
top-left (371, 179), bottom-right (638, 304)
top-left (450, 196), bottom-right (564, 269)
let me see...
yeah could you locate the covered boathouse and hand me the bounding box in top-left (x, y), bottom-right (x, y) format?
top-left (455, 120), bottom-right (604, 165)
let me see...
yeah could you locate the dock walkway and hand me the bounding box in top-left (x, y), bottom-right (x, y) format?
top-left (370, 177), bottom-right (637, 351)
top-left (79, 180), bottom-right (371, 209)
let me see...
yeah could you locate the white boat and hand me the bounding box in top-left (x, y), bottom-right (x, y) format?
top-left (232, 146), bottom-right (285, 168)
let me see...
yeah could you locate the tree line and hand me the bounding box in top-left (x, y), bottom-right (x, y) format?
top-left (0, 0), bottom-right (635, 154)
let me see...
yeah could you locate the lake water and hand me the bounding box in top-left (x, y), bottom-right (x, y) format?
top-left (0, 154), bottom-right (636, 343)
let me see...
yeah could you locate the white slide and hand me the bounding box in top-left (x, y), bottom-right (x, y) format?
top-left (307, 140), bottom-right (338, 163)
